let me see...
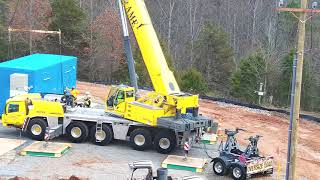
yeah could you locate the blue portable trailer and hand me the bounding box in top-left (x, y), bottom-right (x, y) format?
top-left (0, 54), bottom-right (77, 114)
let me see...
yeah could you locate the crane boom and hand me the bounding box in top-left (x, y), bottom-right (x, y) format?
top-left (121, 0), bottom-right (180, 95)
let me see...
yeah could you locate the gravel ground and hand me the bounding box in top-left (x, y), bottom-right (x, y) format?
top-left (0, 124), bottom-right (230, 180)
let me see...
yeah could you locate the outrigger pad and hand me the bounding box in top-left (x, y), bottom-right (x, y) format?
top-left (201, 133), bottom-right (217, 145)
top-left (20, 141), bottom-right (72, 158)
top-left (162, 155), bottom-right (208, 173)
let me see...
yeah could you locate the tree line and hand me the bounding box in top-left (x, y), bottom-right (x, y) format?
top-left (0, 0), bottom-right (320, 112)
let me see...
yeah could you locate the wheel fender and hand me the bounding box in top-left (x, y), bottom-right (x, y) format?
top-left (211, 157), bottom-right (229, 166)
top-left (229, 162), bottom-right (247, 172)
top-left (30, 116), bottom-right (47, 123)
top-left (211, 157), bottom-right (220, 163)
top-left (212, 156), bottom-right (233, 169)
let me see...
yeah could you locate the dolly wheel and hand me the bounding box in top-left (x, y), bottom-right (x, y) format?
top-left (129, 128), bottom-right (152, 151)
top-left (213, 158), bottom-right (227, 176)
top-left (66, 121), bottom-right (89, 143)
top-left (231, 164), bottom-right (246, 180)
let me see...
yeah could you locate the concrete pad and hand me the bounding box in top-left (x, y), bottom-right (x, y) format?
top-left (20, 141), bottom-right (72, 158)
top-left (162, 155), bottom-right (208, 172)
top-left (201, 133), bottom-right (217, 144)
top-left (0, 138), bottom-right (26, 156)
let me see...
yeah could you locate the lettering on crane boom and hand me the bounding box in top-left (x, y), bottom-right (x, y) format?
top-left (122, 0), bottom-right (144, 30)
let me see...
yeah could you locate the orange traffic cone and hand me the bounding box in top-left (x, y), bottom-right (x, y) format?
top-left (217, 119), bottom-right (223, 137)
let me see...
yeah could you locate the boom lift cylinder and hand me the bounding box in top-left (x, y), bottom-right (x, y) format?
top-left (118, 0), bottom-right (138, 91)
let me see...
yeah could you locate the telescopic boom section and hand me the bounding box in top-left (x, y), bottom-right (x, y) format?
top-left (121, 0), bottom-right (180, 95)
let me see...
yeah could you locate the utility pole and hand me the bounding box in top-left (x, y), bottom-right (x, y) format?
top-left (276, 0), bottom-right (320, 179)
top-left (289, 1), bottom-right (307, 179)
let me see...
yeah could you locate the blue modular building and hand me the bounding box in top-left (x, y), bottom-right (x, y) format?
top-left (0, 54), bottom-right (77, 114)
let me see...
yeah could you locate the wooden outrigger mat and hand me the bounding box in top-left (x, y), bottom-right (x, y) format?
top-left (162, 155), bottom-right (208, 173)
top-left (0, 138), bottom-right (26, 156)
top-left (20, 141), bottom-right (72, 158)
top-left (201, 133), bottom-right (217, 145)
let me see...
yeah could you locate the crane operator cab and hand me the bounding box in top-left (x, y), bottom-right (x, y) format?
top-left (106, 85), bottom-right (135, 115)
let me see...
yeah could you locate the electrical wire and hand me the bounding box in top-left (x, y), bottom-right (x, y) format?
top-left (201, 141), bottom-right (215, 160)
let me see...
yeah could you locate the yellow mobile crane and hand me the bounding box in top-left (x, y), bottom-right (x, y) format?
top-left (106, 0), bottom-right (201, 126)
top-left (2, 0), bottom-right (217, 154)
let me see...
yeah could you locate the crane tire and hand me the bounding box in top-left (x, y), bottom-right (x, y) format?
top-left (153, 130), bottom-right (176, 154)
top-left (129, 128), bottom-right (152, 151)
top-left (27, 118), bottom-right (47, 141)
top-left (90, 124), bottom-right (113, 146)
top-left (66, 121), bottom-right (89, 143)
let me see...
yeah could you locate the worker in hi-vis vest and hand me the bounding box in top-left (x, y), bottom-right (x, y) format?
top-left (66, 87), bottom-right (79, 107)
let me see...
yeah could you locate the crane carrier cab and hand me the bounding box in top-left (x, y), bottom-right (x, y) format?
top-left (2, 93), bottom-right (216, 154)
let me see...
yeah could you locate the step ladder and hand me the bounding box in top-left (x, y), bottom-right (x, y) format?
top-left (95, 120), bottom-right (103, 143)
top-left (46, 125), bottom-right (63, 140)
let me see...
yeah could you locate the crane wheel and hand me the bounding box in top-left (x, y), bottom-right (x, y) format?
top-left (153, 130), bottom-right (176, 154)
top-left (66, 121), bottom-right (89, 143)
top-left (27, 118), bottom-right (47, 141)
top-left (129, 128), bottom-right (152, 151)
top-left (90, 124), bottom-right (113, 146)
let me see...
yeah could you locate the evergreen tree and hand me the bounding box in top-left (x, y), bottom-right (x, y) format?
top-left (274, 50), bottom-right (314, 110)
top-left (179, 69), bottom-right (207, 94)
top-left (193, 22), bottom-right (234, 94)
top-left (50, 0), bottom-right (87, 42)
top-left (231, 53), bottom-right (266, 103)
top-left (274, 50), bottom-right (295, 106)
top-left (48, 0), bottom-right (89, 80)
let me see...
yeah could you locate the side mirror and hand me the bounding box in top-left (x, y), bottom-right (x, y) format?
top-left (4, 103), bottom-right (8, 115)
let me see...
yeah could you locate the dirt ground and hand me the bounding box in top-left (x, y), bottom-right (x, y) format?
top-left (200, 100), bottom-right (320, 180)
top-left (77, 81), bottom-right (320, 179)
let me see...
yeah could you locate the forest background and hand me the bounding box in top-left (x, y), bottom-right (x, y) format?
top-left (1, 0), bottom-right (319, 112)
